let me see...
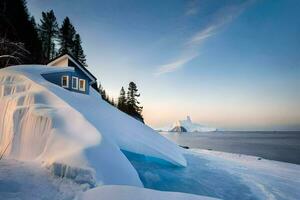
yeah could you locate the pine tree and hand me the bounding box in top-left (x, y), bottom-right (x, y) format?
top-left (38, 10), bottom-right (58, 62)
top-left (0, 0), bottom-right (43, 64)
top-left (30, 16), bottom-right (37, 29)
top-left (117, 87), bottom-right (127, 112)
top-left (72, 33), bottom-right (86, 65)
top-left (59, 17), bottom-right (75, 54)
top-left (110, 98), bottom-right (115, 106)
top-left (91, 81), bottom-right (99, 92)
top-left (127, 82), bottom-right (144, 123)
top-left (98, 83), bottom-right (108, 101)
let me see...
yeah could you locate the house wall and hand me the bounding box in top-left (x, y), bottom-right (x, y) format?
top-left (42, 71), bottom-right (90, 94)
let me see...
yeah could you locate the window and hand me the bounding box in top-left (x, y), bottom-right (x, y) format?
top-left (79, 79), bottom-right (86, 92)
top-left (72, 77), bottom-right (78, 89)
top-left (61, 75), bottom-right (69, 88)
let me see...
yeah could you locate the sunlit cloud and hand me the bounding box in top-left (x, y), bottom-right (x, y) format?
top-left (154, 53), bottom-right (198, 76)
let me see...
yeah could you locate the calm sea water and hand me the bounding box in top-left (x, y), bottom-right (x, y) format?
top-left (160, 131), bottom-right (300, 164)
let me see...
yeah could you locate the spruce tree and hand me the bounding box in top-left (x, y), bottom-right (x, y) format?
top-left (72, 34), bottom-right (86, 65)
top-left (59, 17), bottom-right (75, 54)
top-left (117, 87), bottom-right (127, 112)
top-left (38, 10), bottom-right (58, 62)
top-left (127, 82), bottom-right (144, 123)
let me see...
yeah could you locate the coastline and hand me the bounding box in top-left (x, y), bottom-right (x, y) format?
top-left (160, 131), bottom-right (300, 165)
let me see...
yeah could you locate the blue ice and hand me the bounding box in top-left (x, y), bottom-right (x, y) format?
top-left (124, 151), bottom-right (300, 200)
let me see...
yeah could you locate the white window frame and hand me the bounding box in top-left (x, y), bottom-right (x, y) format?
top-left (72, 76), bottom-right (78, 90)
top-left (61, 75), bottom-right (69, 88)
top-left (79, 79), bottom-right (86, 92)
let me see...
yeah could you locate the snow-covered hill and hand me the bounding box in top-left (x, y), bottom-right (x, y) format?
top-left (0, 65), bottom-right (186, 188)
top-left (170, 116), bottom-right (217, 132)
top-left (1, 65), bottom-right (299, 200)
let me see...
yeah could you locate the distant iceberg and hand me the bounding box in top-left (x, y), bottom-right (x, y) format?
top-left (170, 116), bottom-right (217, 132)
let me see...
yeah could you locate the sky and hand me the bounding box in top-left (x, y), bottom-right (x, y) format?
top-left (27, 0), bottom-right (300, 130)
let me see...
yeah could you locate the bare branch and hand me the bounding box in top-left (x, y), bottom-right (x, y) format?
top-left (0, 37), bottom-right (30, 67)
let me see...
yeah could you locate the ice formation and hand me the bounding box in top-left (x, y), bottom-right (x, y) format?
top-left (170, 116), bottom-right (217, 132)
top-left (0, 65), bottom-right (186, 187)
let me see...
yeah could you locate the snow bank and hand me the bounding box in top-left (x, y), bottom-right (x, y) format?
top-left (171, 116), bottom-right (216, 132)
top-left (77, 185), bottom-right (219, 200)
top-left (0, 65), bottom-right (186, 187)
top-left (0, 66), bottom-right (142, 187)
top-left (0, 159), bottom-right (83, 200)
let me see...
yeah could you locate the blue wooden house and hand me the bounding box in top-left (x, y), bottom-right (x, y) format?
top-left (42, 53), bottom-right (97, 94)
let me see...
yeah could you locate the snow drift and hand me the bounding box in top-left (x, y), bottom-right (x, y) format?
top-left (78, 185), bottom-right (219, 200)
top-left (0, 65), bottom-right (186, 187)
top-left (170, 116), bottom-right (216, 132)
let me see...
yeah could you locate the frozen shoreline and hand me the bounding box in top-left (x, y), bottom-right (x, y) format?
top-left (0, 149), bottom-right (299, 200)
top-left (128, 148), bottom-right (300, 200)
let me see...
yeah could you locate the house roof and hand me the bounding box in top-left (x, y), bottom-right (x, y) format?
top-left (47, 53), bottom-right (97, 83)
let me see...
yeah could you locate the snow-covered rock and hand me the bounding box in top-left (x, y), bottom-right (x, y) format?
top-left (0, 65), bottom-right (186, 187)
top-left (170, 116), bottom-right (217, 132)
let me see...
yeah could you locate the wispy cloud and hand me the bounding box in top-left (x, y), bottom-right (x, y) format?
top-left (187, 1), bottom-right (254, 47)
top-left (186, 25), bottom-right (218, 46)
top-left (155, 0), bottom-right (255, 76)
top-left (185, 0), bottom-right (199, 16)
top-left (154, 53), bottom-right (198, 76)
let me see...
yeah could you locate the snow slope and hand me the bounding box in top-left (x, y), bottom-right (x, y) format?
top-left (171, 116), bottom-right (217, 132)
top-left (0, 65), bottom-right (186, 187)
top-left (77, 185), bottom-right (219, 200)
